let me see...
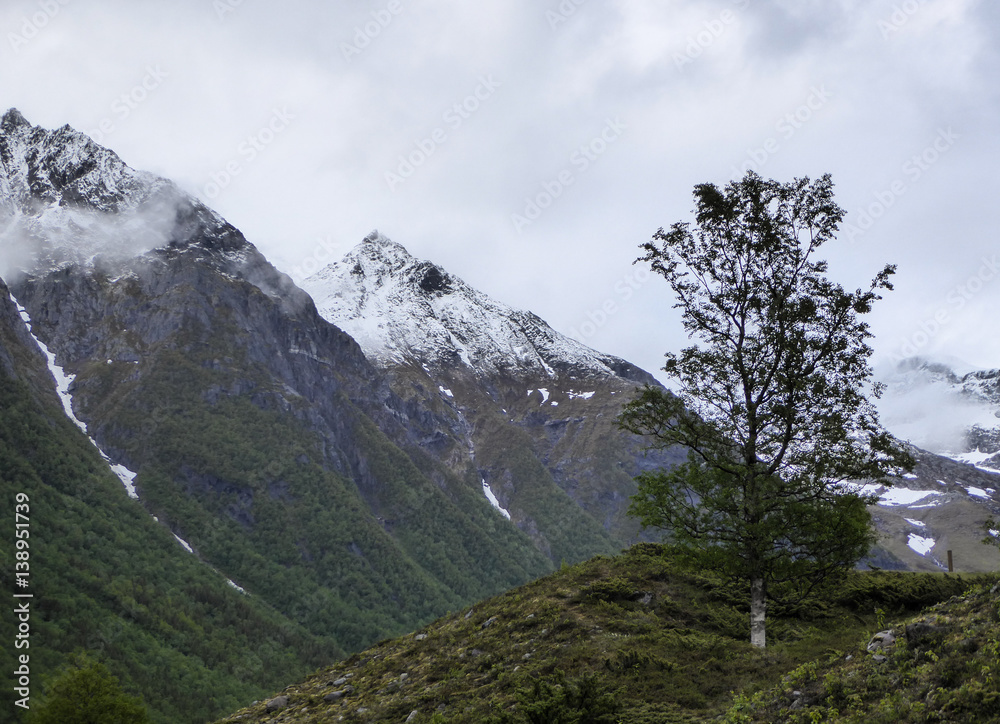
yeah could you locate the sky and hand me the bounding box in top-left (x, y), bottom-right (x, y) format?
top-left (2, 0), bottom-right (999, 390)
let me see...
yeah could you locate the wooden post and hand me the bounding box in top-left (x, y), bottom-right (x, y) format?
top-left (947, 550), bottom-right (953, 572)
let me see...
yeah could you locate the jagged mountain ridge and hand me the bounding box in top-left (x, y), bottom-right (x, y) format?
top-left (0, 107), bottom-right (164, 214)
top-left (0, 108), bottom-right (301, 312)
top-left (301, 231), bottom-right (657, 384)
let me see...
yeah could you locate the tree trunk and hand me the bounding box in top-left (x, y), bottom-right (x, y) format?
top-left (750, 576), bottom-right (766, 648)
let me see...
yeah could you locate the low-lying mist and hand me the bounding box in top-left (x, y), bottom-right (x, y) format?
top-left (0, 189), bottom-right (185, 282)
top-left (874, 358), bottom-right (1000, 454)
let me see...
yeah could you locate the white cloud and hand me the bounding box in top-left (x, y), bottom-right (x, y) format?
top-left (2, 0), bottom-right (998, 381)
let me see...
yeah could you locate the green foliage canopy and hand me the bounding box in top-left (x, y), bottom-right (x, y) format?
top-left (27, 656), bottom-right (151, 724)
top-left (619, 172), bottom-right (913, 647)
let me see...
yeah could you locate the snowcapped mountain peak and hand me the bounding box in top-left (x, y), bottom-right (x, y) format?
top-left (359, 229), bottom-right (413, 261)
top-left (0, 108), bottom-right (164, 215)
top-left (2, 108), bottom-right (30, 132)
top-left (302, 234), bottom-right (654, 383)
top-left (304, 230), bottom-right (453, 305)
top-left (0, 111), bottom-right (260, 280)
top-left (879, 356), bottom-right (999, 399)
top-left (890, 355), bottom-right (986, 382)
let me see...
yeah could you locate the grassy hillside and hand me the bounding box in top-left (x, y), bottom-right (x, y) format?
top-left (213, 544), bottom-right (996, 724)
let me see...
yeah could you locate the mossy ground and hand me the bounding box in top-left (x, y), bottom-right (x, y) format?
top-left (215, 544), bottom-right (996, 723)
top-left (725, 579), bottom-right (1000, 723)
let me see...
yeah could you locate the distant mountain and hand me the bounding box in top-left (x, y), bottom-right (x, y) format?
top-left (302, 233), bottom-right (682, 554)
top-left (862, 357), bottom-right (1000, 572)
top-left (0, 108), bottom-right (554, 682)
top-left (876, 356), bottom-right (1000, 470)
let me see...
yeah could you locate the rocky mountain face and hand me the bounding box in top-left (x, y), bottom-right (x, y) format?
top-left (857, 445), bottom-right (999, 572)
top-left (302, 234), bottom-right (684, 556)
top-left (0, 270), bottom-right (49, 386)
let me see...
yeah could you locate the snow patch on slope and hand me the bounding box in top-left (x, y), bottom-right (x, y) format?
top-left (964, 485), bottom-right (993, 500)
top-left (881, 488), bottom-right (945, 507)
top-left (907, 534), bottom-right (936, 556)
top-left (847, 483), bottom-right (945, 508)
top-left (950, 450), bottom-right (1000, 475)
top-left (529, 388), bottom-right (551, 404)
top-left (173, 534), bottom-right (194, 554)
top-left (15, 299), bottom-right (86, 431)
top-left (482, 479), bottom-right (511, 520)
top-left (109, 464), bottom-right (139, 500)
top-left (10, 291), bottom-right (140, 499)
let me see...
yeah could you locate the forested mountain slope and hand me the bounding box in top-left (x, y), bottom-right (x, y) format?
top-left (0, 276), bottom-right (333, 723)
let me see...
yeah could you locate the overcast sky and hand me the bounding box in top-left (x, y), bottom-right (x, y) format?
top-left (2, 0), bottom-right (998, 385)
